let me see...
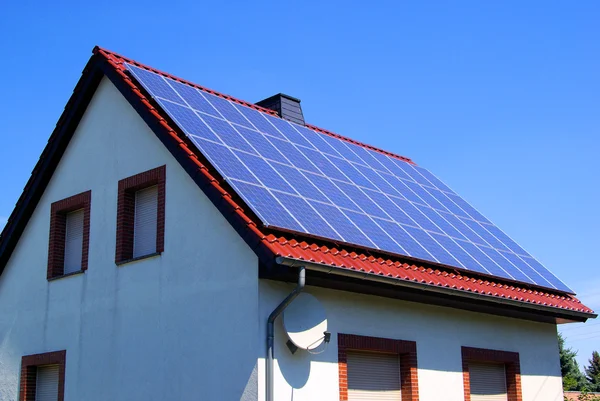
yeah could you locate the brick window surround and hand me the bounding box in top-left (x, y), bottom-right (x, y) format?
top-left (115, 165), bottom-right (165, 264)
top-left (47, 191), bottom-right (91, 279)
top-left (338, 333), bottom-right (419, 401)
top-left (20, 350), bottom-right (66, 401)
top-left (462, 346), bottom-right (522, 401)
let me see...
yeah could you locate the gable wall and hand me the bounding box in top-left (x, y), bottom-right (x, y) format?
top-left (0, 77), bottom-right (259, 401)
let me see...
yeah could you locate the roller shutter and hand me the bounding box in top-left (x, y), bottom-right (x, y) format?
top-left (469, 361), bottom-right (508, 401)
top-left (35, 364), bottom-right (59, 401)
top-left (133, 185), bottom-right (158, 258)
top-left (347, 351), bottom-right (401, 400)
top-left (64, 209), bottom-right (84, 274)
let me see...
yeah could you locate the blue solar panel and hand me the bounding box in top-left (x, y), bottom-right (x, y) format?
top-left (308, 201), bottom-right (376, 248)
top-left (328, 158), bottom-right (377, 190)
top-left (126, 63), bottom-right (573, 293)
top-left (296, 147), bottom-right (350, 182)
top-left (167, 80), bottom-right (220, 117)
top-left (276, 193), bottom-right (342, 240)
top-left (228, 180), bottom-right (303, 232)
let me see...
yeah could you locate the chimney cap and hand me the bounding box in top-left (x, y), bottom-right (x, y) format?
top-left (256, 93), bottom-right (305, 126)
top-left (258, 93), bottom-right (302, 104)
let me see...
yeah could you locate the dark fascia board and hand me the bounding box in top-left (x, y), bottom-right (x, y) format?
top-left (0, 54), bottom-right (105, 273)
top-left (272, 257), bottom-right (595, 324)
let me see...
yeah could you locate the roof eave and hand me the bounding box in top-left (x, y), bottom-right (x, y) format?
top-left (276, 256), bottom-right (596, 323)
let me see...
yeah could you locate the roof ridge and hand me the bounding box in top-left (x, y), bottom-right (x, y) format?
top-left (93, 46), bottom-right (415, 165)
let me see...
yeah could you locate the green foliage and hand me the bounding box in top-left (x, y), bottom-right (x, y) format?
top-left (585, 351), bottom-right (600, 392)
top-left (559, 333), bottom-right (587, 391)
top-left (576, 388), bottom-right (600, 401)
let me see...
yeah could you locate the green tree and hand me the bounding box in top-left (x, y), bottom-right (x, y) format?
top-left (559, 333), bottom-right (586, 391)
top-left (584, 351), bottom-right (600, 392)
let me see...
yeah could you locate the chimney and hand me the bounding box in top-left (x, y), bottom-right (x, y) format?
top-left (256, 93), bottom-right (305, 126)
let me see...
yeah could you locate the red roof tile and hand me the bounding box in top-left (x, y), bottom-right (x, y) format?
top-left (94, 47), bottom-right (594, 316)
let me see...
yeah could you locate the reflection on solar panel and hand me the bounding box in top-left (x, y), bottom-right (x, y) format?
top-left (125, 63), bottom-right (572, 293)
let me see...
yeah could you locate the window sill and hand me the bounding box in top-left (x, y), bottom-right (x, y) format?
top-left (48, 270), bottom-right (85, 281)
top-left (116, 252), bottom-right (161, 266)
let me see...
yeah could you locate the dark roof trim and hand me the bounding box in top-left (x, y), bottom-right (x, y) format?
top-left (276, 256), bottom-right (596, 323)
top-left (0, 54), bottom-right (105, 272)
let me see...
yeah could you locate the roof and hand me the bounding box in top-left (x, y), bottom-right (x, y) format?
top-left (0, 46), bottom-right (594, 322)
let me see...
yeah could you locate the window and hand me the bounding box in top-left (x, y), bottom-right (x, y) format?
top-left (47, 191), bottom-right (91, 279)
top-left (462, 347), bottom-right (522, 401)
top-left (347, 351), bottom-right (401, 400)
top-left (20, 350), bottom-right (66, 401)
top-left (468, 362), bottom-right (507, 401)
top-left (115, 166), bottom-right (165, 264)
top-left (133, 185), bottom-right (158, 258)
top-left (35, 365), bottom-right (60, 401)
top-left (338, 334), bottom-right (419, 401)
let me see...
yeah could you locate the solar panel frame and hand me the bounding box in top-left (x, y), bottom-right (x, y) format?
top-left (125, 63), bottom-right (574, 294)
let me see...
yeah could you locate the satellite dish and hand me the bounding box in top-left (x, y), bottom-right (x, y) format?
top-left (283, 293), bottom-right (328, 351)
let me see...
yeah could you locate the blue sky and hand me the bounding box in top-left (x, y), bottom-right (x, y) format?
top-left (0, 1), bottom-right (598, 368)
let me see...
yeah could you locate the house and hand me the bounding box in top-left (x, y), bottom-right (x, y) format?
top-left (0, 46), bottom-right (595, 401)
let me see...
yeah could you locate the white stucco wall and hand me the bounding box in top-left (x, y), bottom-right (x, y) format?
top-left (0, 77), bottom-right (260, 401)
top-left (259, 280), bottom-right (563, 401)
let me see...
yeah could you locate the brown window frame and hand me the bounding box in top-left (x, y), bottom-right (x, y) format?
top-left (20, 350), bottom-right (66, 401)
top-left (338, 333), bottom-right (419, 401)
top-left (47, 191), bottom-right (91, 279)
top-left (115, 165), bottom-right (165, 264)
top-left (461, 346), bottom-right (522, 401)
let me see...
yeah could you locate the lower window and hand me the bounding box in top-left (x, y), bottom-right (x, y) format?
top-left (469, 361), bottom-right (507, 401)
top-left (462, 347), bottom-right (522, 401)
top-left (338, 334), bottom-right (419, 401)
top-left (347, 350), bottom-right (401, 400)
top-left (20, 350), bottom-right (66, 401)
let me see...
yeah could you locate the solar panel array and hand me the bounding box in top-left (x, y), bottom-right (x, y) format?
top-left (126, 63), bottom-right (572, 293)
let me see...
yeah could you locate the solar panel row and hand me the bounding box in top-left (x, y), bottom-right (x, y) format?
top-left (125, 63), bottom-right (572, 293)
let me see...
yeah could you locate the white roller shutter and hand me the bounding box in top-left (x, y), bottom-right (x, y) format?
top-left (347, 351), bottom-right (401, 401)
top-left (469, 362), bottom-right (508, 401)
top-left (133, 185), bottom-right (158, 258)
top-left (35, 364), bottom-right (59, 401)
top-left (64, 209), bottom-right (84, 274)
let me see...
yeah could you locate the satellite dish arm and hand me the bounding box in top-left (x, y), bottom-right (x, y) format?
top-left (266, 266), bottom-right (305, 401)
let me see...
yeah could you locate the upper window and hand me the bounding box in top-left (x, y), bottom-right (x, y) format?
top-left (462, 346), bottom-right (522, 401)
top-left (115, 166), bottom-right (165, 264)
top-left (338, 334), bottom-right (419, 401)
top-left (20, 350), bottom-right (66, 401)
top-left (47, 191), bottom-right (91, 279)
